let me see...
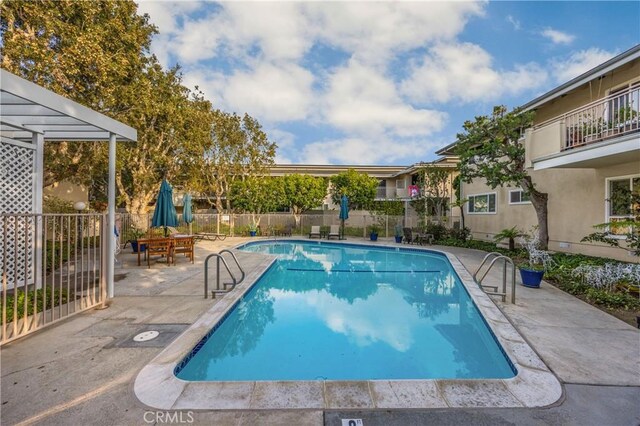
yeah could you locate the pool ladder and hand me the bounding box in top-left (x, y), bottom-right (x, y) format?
top-left (204, 249), bottom-right (246, 299)
top-left (473, 252), bottom-right (516, 303)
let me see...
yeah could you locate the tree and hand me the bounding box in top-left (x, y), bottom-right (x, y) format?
top-left (451, 174), bottom-right (467, 230)
top-left (455, 105), bottom-right (549, 249)
top-left (115, 66), bottom-right (214, 216)
top-left (0, 0), bottom-right (155, 188)
top-left (411, 165), bottom-right (451, 226)
top-left (329, 169), bottom-right (379, 211)
top-left (229, 177), bottom-right (285, 224)
top-left (282, 174), bottom-right (327, 226)
top-left (0, 0), bottom-right (214, 219)
top-left (188, 110), bottom-right (277, 215)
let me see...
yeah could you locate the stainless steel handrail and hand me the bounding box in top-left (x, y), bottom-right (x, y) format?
top-left (219, 249), bottom-right (246, 284)
top-left (473, 253), bottom-right (516, 303)
top-left (203, 249), bottom-right (246, 299)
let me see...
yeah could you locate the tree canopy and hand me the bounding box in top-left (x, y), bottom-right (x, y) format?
top-left (0, 0), bottom-right (272, 217)
top-left (455, 105), bottom-right (549, 248)
top-left (282, 174), bottom-right (327, 224)
top-left (329, 169), bottom-right (379, 211)
top-left (229, 177), bottom-right (285, 217)
top-left (187, 110), bottom-right (277, 214)
top-left (410, 165), bottom-right (451, 225)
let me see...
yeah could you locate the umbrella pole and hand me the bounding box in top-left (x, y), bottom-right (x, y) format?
top-left (341, 219), bottom-right (344, 240)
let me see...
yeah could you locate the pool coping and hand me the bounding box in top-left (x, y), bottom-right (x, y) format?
top-left (134, 239), bottom-right (563, 410)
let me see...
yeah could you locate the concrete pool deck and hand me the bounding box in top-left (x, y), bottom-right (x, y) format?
top-left (1, 237), bottom-right (638, 425)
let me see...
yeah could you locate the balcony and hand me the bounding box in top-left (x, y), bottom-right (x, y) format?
top-left (526, 86), bottom-right (640, 170)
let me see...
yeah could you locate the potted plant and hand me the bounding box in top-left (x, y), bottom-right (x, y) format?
top-left (129, 226), bottom-right (147, 253)
top-left (248, 223), bottom-right (258, 237)
top-left (394, 223), bottom-right (404, 243)
top-left (517, 230), bottom-right (554, 288)
top-left (368, 224), bottom-right (381, 241)
top-left (493, 226), bottom-right (522, 251)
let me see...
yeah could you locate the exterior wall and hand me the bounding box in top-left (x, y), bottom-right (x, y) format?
top-left (462, 160), bottom-right (639, 262)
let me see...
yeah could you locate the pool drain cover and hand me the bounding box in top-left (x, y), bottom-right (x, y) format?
top-left (108, 324), bottom-right (189, 348)
top-left (133, 330), bottom-right (159, 342)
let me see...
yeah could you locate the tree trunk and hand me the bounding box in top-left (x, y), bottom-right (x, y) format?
top-left (521, 177), bottom-right (549, 249)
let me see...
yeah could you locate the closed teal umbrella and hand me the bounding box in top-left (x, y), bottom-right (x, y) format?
top-left (339, 195), bottom-right (349, 240)
top-left (183, 193), bottom-right (193, 234)
top-left (151, 179), bottom-right (178, 236)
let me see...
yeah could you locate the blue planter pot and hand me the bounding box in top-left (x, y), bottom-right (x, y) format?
top-left (395, 236), bottom-right (403, 243)
top-left (249, 230), bottom-right (257, 237)
top-left (519, 267), bottom-right (544, 288)
top-left (131, 241), bottom-right (146, 253)
top-left (370, 233), bottom-right (378, 241)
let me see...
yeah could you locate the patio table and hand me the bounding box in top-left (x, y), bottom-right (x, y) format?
top-left (136, 235), bottom-right (195, 266)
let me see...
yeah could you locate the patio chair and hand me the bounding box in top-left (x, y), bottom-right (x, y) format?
top-left (146, 238), bottom-right (173, 268)
top-left (327, 225), bottom-right (340, 240)
top-left (173, 236), bottom-right (194, 263)
top-left (309, 225), bottom-right (321, 239)
top-left (281, 225), bottom-right (292, 237)
top-left (402, 227), bottom-right (414, 244)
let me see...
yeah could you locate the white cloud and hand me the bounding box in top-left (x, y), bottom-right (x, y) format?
top-left (184, 63), bottom-right (315, 122)
top-left (400, 43), bottom-right (548, 104)
top-left (142, 2), bottom-right (485, 66)
top-left (307, 2), bottom-right (484, 64)
top-left (300, 136), bottom-right (441, 165)
top-left (506, 15), bottom-right (521, 30)
top-left (136, 1), bottom-right (204, 67)
top-left (325, 60), bottom-right (447, 137)
top-left (541, 28), bottom-right (575, 45)
top-left (551, 48), bottom-right (616, 83)
top-left (268, 129), bottom-right (296, 164)
top-left (502, 63), bottom-right (549, 94)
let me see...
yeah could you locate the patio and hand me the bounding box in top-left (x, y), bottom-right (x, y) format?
top-left (0, 238), bottom-right (638, 425)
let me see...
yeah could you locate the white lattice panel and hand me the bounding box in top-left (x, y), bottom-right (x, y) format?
top-left (1, 140), bottom-right (35, 214)
top-left (1, 140), bottom-right (36, 288)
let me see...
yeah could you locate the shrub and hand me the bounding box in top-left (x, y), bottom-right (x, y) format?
top-left (448, 226), bottom-right (471, 242)
top-left (572, 263), bottom-right (640, 292)
top-left (1, 287), bottom-right (71, 322)
top-left (424, 222), bottom-right (448, 241)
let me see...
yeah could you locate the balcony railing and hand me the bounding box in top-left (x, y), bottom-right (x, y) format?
top-left (551, 85), bottom-right (640, 150)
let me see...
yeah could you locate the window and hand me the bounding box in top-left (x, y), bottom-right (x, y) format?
top-left (606, 175), bottom-right (639, 235)
top-left (396, 179), bottom-right (406, 189)
top-left (468, 193), bottom-right (497, 214)
top-left (509, 189), bottom-right (531, 205)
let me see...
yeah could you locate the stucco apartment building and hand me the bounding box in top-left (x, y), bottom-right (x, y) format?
top-left (461, 45), bottom-right (639, 261)
top-left (270, 157), bottom-right (460, 226)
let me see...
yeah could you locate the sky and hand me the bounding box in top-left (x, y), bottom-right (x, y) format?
top-left (136, 1), bottom-right (640, 166)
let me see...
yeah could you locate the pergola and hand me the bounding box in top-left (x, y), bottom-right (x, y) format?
top-left (0, 69), bottom-right (137, 297)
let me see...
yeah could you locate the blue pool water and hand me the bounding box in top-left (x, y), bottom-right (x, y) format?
top-left (175, 241), bottom-right (516, 381)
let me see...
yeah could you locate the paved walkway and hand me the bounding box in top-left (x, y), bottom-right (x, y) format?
top-left (1, 238), bottom-right (638, 425)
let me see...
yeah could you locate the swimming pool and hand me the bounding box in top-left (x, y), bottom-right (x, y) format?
top-left (175, 241), bottom-right (515, 381)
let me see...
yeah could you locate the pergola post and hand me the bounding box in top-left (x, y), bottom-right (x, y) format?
top-left (107, 132), bottom-right (116, 298)
top-left (33, 132), bottom-right (44, 288)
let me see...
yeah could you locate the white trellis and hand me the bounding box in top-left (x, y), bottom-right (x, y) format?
top-left (0, 69), bottom-right (137, 297)
top-left (0, 139), bottom-right (36, 287)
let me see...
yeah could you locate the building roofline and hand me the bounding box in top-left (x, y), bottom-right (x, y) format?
top-left (520, 44), bottom-right (640, 112)
top-left (435, 141), bottom-right (459, 156)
